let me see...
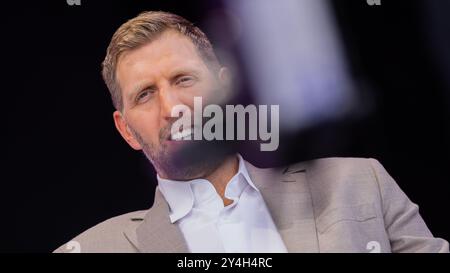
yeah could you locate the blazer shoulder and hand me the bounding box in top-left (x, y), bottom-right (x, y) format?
top-left (295, 156), bottom-right (375, 171)
top-left (288, 157), bottom-right (380, 180)
top-left (301, 156), bottom-right (380, 178)
top-left (53, 210), bottom-right (147, 253)
top-left (298, 157), bottom-right (384, 209)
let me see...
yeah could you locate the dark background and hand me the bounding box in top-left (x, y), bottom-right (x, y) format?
top-left (2, 0), bottom-right (450, 252)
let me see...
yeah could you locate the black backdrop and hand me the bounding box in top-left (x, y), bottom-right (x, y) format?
top-left (2, 0), bottom-right (450, 252)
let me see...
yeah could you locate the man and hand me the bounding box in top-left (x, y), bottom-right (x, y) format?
top-left (54, 11), bottom-right (448, 253)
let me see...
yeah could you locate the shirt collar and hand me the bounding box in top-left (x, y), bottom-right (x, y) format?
top-left (156, 154), bottom-right (259, 223)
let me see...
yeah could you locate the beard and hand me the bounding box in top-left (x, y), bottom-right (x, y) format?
top-left (129, 123), bottom-right (235, 181)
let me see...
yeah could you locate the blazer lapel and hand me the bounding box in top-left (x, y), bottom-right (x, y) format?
top-left (245, 161), bottom-right (319, 252)
top-left (133, 188), bottom-right (190, 253)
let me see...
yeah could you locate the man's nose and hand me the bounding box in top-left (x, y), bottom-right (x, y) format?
top-left (159, 87), bottom-right (183, 120)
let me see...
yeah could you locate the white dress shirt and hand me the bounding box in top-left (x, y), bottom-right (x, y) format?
top-left (157, 155), bottom-right (288, 253)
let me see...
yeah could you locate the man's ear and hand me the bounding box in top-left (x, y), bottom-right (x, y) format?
top-left (218, 67), bottom-right (231, 86)
top-left (113, 111), bottom-right (143, 150)
top-left (215, 66), bottom-right (234, 104)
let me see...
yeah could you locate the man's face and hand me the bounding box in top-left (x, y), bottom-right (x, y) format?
top-left (113, 29), bottom-right (228, 179)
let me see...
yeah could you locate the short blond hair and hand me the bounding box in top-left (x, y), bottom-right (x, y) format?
top-left (101, 11), bottom-right (219, 110)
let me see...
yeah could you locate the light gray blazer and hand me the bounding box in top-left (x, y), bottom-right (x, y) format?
top-left (54, 157), bottom-right (449, 253)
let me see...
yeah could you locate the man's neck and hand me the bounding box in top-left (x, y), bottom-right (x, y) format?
top-left (204, 155), bottom-right (239, 207)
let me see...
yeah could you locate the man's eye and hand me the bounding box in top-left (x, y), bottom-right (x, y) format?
top-left (176, 76), bottom-right (195, 86)
top-left (135, 90), bottom-right (153, 103)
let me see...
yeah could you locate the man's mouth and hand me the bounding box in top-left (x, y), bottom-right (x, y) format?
top-left (170, 127), bottom-right (193, 141)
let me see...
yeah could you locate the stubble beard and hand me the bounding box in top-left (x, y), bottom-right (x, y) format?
top-left (129, 124), bottom-right (228, 181)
